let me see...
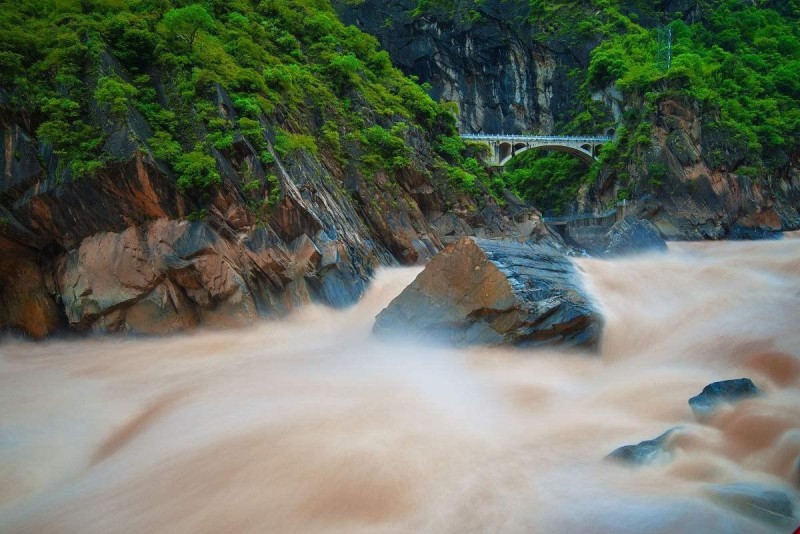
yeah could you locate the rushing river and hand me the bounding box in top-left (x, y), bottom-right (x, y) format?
top-left (1, 237), bottom-right (800, 533)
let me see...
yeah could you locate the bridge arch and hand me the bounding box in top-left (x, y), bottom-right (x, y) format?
top-left (499, 143), bottom-right (595, 166)
top-left (460, 133), bottom-right (614, 167)
top-left (498, 142), bottom-right (512, 163)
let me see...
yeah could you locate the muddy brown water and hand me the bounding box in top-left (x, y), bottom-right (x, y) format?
top-left (1, 238), bottom-right (799, 533)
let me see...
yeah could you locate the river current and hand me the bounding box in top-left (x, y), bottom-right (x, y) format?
top-left (1, 237), bottom-right (799, 533)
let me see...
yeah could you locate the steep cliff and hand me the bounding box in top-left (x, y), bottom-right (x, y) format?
top-left (0, 0), bottom-right (558, 338)
top-left (588, 95), bottom-right (800, 239)
top-left (335, 0), bottom-right (590, 134)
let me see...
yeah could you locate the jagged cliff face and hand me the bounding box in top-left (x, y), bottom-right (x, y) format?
top-left (3, 0), bottom-right (797, 339)
top-left (0, 92), bottom-right (410, 336)
top-left (0, 86), bottom-right (557, 339)
top-left (642, 99), bottom-right (799, 238)
top-left (335, 0), bottom-right (589, 134)
top-left (585, 94), bottom-right (800, 239)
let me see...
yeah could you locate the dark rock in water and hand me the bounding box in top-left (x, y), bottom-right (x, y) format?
top-left (607, 428), bottom-right (679, 465)
top-left (373, 237), bottom-right (602, 349)
top-left (603, 216), bottom-right (668, 256)
top-left (705, 482), bottom-right (796, 527)
top-left (689, 378), bottom-right (762, 420)
top-left (727, 224), bottom-right (783, 241)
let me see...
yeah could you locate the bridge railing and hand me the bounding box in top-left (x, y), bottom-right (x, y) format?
top-left (542, 207), bottom-right (618, 226)
top-left (461, 134), bottom-right (612, 143)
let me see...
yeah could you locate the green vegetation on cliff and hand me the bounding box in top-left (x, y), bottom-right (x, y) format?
top-left (413, 0), bottom-right (799, 212)
top-left (0, 0), bottom-right (492, 205)
top-left (501, 152), bottom-right (588, 215)
top-left (541, 0), bottom-right (799, 194)
top-left (580, 1), bottom-right (799, 174)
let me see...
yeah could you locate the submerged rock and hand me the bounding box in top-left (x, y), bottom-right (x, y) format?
top-left (373, 237), bottom-right (602, 348)
top-left (688, 378), bottom-right (762, 420)
top-left (607, 428), bottom-right (679, 465)
top-left (604, 216), bottom-right (668, 256)
top-left (705, 482), bottom-right (796, 527)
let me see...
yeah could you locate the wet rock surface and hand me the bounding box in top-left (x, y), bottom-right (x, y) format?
top-left (603, 216), bottom-right (668, 256)
top-left (705, 482), bottom-right (797, 527)
top-left (607, 428), bottom-right (680, 466)
top-left (566, 216), bottom-right (668, 257)
top-left (689, 378), bottom-right (762, 420)
top-left (373, 237), bottom-right (602, 348)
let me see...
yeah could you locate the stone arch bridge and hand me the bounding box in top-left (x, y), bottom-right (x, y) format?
top-left (461, 133), bottom-right (613, 166)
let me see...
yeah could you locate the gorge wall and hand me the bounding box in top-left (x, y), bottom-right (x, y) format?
top-left (2, 0), bottom-right (799, 339)
top-left (0, 81), bottom-right (557, 338)
top-left (335, 0), bottom-right (588, 135)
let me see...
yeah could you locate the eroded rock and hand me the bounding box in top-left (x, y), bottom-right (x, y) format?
top-left (49, 220), bottom-right (274, 333)
top-left (604, 216), bottom-right (668, 256)
top-left (689, 378), bottom-right (762, 420)
top-left (607, 428), bottom-right (680, 466)
top-left (373, 237), bottom-right (602, 348)
top-left (0, 248), bottom-right (62, 338)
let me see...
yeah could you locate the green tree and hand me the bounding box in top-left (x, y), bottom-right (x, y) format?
top-left (160, 4), bottom-right (215, 51)
top-left (175, 149), bottom-right (221, 192)
top-left (94, 76), bottom-right (138, 116)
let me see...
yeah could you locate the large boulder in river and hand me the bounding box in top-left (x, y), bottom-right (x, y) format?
top-left (373, 237), bottom-right (602, 348)
top-left (603, 216), bottom-right (668, 256)
top-left (688, 378), bottom-right (762, 420)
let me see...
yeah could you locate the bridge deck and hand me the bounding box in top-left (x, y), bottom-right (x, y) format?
top-left (543, 208), bottom-right (619, 229)
top-left (461, 134), bottom-right (613, 143)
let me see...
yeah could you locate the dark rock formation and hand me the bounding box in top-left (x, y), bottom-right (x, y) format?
top-left (373, 237), bottom-right (602, 348)
top-left (559, 215), bottom-right (667, 257)
top-left (705, 482), bottom-right (797, 527)
top-left (335, 0), bottom-right (587, 134)
top-left (689, 378), bottom-right (762, 420)
top-left (726, 224), bottom-right (783, 241)
top-left (607, 428), bottom-right (680, 466)
top-left (603, 216), bottom-right (668, 256)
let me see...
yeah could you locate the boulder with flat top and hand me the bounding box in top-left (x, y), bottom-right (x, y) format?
top-left (373, 237), bottom-right (602, 349)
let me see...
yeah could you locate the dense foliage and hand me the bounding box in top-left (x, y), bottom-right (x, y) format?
top-left (580, 0), bottom-right (800, 176)
top-left (0, 0), bottom-right (491, 205)
top-left (501, 151), bottom-right (588, 215)
top-left (540, 0), bottom-right (798, 198)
